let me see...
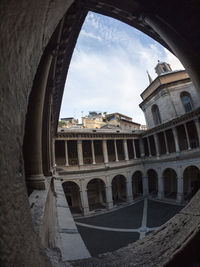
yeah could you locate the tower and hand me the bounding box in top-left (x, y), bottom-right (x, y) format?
top-left (155, 61), bottom-right (172, 76)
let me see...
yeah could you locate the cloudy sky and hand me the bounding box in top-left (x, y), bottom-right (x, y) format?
top-left (60, 11), bottom-right (184, 125)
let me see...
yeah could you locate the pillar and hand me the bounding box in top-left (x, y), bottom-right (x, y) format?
top-left (105, 185), bottom-right (113, 209)
top-left (184, 123), bottom-right (191, 150)
top-left (142, 176), bottom-right (149, 196)
top-left (126, 173), bottom-right (133, 203)
top-left (158, 176), bottom-right (164, 199)
top-left (132, 139), bottom-right (137, 159)
top-left (65, 141), bottom-right (69, 166)
top-left (24, 52), bottom-right (53, 190)
top-left (77, 140), bottom-right (83, 166)
top-left (195, 118), bottom-right (200, 146)
top-left (139, 138), bottom-right (145, 158)
top-left (177, 166), bottom-right (184, 203)
top-left (172, 127), bottom-right (180, 154)
top-left (147, 137), bottom-right (152, 157)
top-left (114, 139), bottom-right (119, 161)
top-left (154, 134), bottom-right (160, 158)
top-left (79, 181), bottom-right (89, 215)
top-left (163, 131), bottom-right (169, 154)
top-left (123, 139), bottom-right (129, 161)
top-left (102, 140), bottom-right (108, 164)
top-left (91, 140), bottom-right (96, 164)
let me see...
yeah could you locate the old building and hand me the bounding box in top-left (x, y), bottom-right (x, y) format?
top-left (140, 62), bottom-right (200, 128)
top-left (2, 1), bottom-right (200, 267)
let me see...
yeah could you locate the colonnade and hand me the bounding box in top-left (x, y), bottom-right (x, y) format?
top-left (55, 118), bottom-right (200, 167)
top-left (62, 164), bottom-right (200, 216)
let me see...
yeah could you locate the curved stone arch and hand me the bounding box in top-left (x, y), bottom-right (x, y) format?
top-left (131, 169), bottom-right (144, 179)
top-left (183, 165), bottom-right (200, 201)
top-left (145, 168), bottom-right (158, 177)
top-left (111, 174), bottom-right (127, 204)
top-left (163, 168), bottom-right (178, 200)
top-left (62, 180), bottom-right (82, 213)
top-left (87, 178), bottom-right (107, 211)
top-left (147, 169), bottom-right (158, 196)
top-left (85, 176), bottom-right (106, 187)
top-left (110, 173), bottom-right (127, 184)
top-left (161, 166), bottom-right (178, 177)
top-left (2, 1), bottom-right (200, 266)
top-left (61, 179), bottom-right (81, 188)
top-left (182, 163), bottom-right (200, 177)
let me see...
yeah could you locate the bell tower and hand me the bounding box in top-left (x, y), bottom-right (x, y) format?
top-left (155, 61), bottom-right (172, 76)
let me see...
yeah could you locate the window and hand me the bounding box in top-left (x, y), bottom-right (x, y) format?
top-left (180, 92), bottom-right (193, 113)
top-left (152, 105), bottom-right (162, 125)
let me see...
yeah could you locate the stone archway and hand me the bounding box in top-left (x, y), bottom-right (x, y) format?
top-left (62, 181), bottom-right (81, 214)
top-left (112, 175), bottom-right (126, 204)
top-left (163, 168), bottom-right (177, 199)
top-left (147, 169), bottom-right (158, 197)
top-left (132, 171), bottom-right (143, 198)
top-left (87, 178), bottom-right (106, 211)
top-left (183, 166), bottom-right (200, 201)
top-left (2, 0), bottom-right (200, 266)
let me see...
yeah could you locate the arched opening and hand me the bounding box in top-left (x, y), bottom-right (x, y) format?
top-left (183, 166), bottom-right (200, 201)
top-left (152, 104), bottom-right (162, 126)
top-left (87, 178), bottom-right (106, 211)
top-left (147, 169), bottom-right (158, 197)
top-left (3, 1), bottom-right (200, 266)
top-left (180, 91), bottom-right (193, 113)
top-left (132, 171), bottom-right (143, 198)
top-left (112, 175), bottom-right (126, 204)
top-left (163, 168), bottom-right (177, 199)
top-left (62, 181), bottom-right (82, 214)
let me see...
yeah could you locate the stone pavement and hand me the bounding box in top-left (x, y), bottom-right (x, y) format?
top-left (75, 199), bottom-right (183, 256)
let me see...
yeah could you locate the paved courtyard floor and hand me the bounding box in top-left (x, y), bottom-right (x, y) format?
top-left (75, 199), bottom-right (183, 256)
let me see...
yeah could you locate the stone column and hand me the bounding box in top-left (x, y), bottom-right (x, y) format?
top-left (65, 141), bottom-right (69, 166)
top-left (142, 176), bottom-right (149, 196)
top-left (77, 140), bottom-right (83, 166)
top-left (147, 137), bottom-right (152, 157)
top-left (126, 172), bottom-right (133, 203)
top-left (177, 177), bottom-right (184, 203)
top-left (105, 175), bottom-right (113, 209)
top-left (105, 185), bottom-right (113, 209)
top-left (195, 118), bottom-right (200, 146)
top-left (163, 131), bottom-right (169, 154)
top-left (184, 123), bottom-right (191, 150)
top-left (91, 140), bottom-right (96, 164)
top-left (102, 140), bottom-right (108, 164)
top-left (79, 181), bottom-right (89, 215)
top-left (172, 127), bottom-right (180, 154)
top-left (158, 174), bottom-right (164, 199)
top-left (177, 166), bottom-right (184, 203)
top-left (114, 139), bottom-right (119, 161)
top-left (123, 139), bottom-right (129, 161)
top-left (154, 134), bottom-right (160, 158)
top-left (139, 138), bottom-right (145, 158)
top-left (132, 139), bottom-right (137, 159)
top-left (24, 53), bottom-right (53, 190)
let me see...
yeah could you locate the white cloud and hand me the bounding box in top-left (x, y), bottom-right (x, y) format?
top-left (60, 12), bottom-right (185, 126)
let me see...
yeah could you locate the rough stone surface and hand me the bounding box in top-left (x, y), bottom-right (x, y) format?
top-left (1, 0), bottom-right (200, 266)
top-left (0, 1), bottom-right (74, 266)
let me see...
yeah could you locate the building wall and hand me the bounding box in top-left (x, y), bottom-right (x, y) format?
top-left (142, 81), bottom-right (200, 128)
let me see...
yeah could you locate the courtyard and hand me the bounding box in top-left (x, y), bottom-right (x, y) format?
top-left (75, 199), bottom-right (183, 256)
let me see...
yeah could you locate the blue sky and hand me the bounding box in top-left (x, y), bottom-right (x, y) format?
top-left (60, 11), bottom-right (184, 125)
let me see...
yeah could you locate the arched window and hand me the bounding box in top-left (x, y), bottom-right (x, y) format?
top-left (152, 105), bottom-right (162, 125)
top-left (180, 92), bottom-right (193, 112)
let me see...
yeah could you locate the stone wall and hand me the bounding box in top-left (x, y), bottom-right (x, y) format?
top-left (0, 1), bottom-right (74, 266)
